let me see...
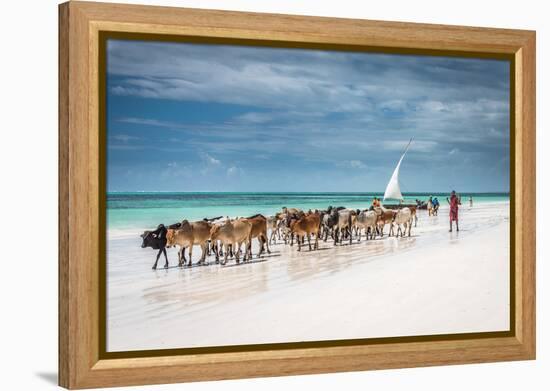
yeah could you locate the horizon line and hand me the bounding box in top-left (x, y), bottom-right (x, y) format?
top-left (106, 190), bottom-right (510, 194)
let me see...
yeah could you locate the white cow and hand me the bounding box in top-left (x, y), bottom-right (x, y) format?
top-left (390, 207), bottom-right (413, 237)
top-left (355, 210), bottom-right (378, 241)
top-left (336, 209), bottom-right (356, 245)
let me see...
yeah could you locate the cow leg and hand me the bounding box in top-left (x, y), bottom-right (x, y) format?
top-left (349, 227), bottom-right (353, 245)
top-left (187, 246), bottom-right (193, 267)
top-left (223, 244), bottom-right (231, 265)
top-left (162, 248), bottom-right (169, 269)
top-left (200, 243), bottom-right (207, 264)
top-left (307, 234), bottom-right (312, 251)
top-left (264, 234), bottom-right (271, 254)
top-left (258, 237), bottom-right (265, 257)
top-left (235, 243), bottom-right (240, 263)
top-left (243, 241), bottom-right (249, 262)
top-left (182, 247), bottom-right (187, 266)
top-left (213, 242), bottom-right (220, 263)
top-left (314, 232), bottom-right (319, 250)
top-left (221, 243), bottom-right (228, 265)
top-left (181, 247), bottom-right (187, 265)
top-left (297, 235), bottom-right (302, 251)
top-left (177, 247), bottom-right (183, 267)
top-left (152, 249), bottom-right (162, 270)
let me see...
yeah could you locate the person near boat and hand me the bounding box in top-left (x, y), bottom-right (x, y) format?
top-left (432, 197), bottom-right (440, 215)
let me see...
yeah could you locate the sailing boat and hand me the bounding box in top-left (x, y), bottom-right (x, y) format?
top-left (383, 138), bottom-right (413, 203)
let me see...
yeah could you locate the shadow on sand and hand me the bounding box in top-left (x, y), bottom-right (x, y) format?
top-left (221, 254), bottom-right (282, 268)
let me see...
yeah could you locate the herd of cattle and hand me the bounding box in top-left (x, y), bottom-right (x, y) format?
top-left (140, 205), bottom-right (418, 270)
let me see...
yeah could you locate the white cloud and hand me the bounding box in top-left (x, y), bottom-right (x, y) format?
top-left (349, 160), bottom-right (367, 169)
top-left (203, 153), bottom-right (220, 166)
top-left (112, 134), bottom-right (139, 143)
top-left (382, 140), bottom-right (437, 153)
top-left (161, 161), bottom-right (191, 178)
top-left (234, 112), bottom-right (273, 124)
top-left (226, 166), bottom-right (242, 177)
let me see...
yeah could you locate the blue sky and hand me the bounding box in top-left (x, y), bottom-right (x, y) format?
top-left (106, 39), bottom-right (510, 193)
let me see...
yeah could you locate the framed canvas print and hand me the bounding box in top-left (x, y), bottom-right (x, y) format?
top-left (58, 1), bottom-right (536, 389)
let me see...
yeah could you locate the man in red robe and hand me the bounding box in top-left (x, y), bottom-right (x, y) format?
top-left (447, 190), bottom-right (461, 232)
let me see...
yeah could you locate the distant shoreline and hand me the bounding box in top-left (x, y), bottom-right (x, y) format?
top-left (107, 191), bottom-right (511, 195)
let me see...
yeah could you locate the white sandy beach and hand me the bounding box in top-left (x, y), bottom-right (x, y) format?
top-left (106, 201), bottom-right (510, 352)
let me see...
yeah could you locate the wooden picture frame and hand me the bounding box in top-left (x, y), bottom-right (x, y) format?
top-left (59, 1), bottom-right (536, 389)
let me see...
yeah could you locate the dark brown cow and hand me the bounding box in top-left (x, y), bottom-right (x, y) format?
top-left (290, 212), bottom-right (321, 251)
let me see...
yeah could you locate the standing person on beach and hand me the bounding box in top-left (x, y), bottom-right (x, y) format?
top-left (469, 196), bottom-right (473, 207)
top-left (432, 197), bottom-right (440, 215)
top-left (447, 191), bottom-right (461, 232)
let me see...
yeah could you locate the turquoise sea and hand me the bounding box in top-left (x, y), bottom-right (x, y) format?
top-left (107, 192), bottom-right (509, 232)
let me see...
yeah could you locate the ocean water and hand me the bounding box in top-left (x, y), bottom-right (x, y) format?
top-left (107, 192), bottom-right (509, 232)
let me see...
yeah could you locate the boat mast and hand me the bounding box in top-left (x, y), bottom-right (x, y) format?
top-left (383, 138), bottom-right (413, 202)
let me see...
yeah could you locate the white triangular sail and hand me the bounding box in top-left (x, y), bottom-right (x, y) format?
top-left (383, 139), bottom-right (412, 201)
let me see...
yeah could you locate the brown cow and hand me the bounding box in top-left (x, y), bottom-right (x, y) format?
top-left (210, 219), bottom-right (252, 265)
top-left (290, 212), bottom-right (321, 251)
top-left (373, 206), bottom-right (397, 237)
top-left (242, 214), bottom-right (271, 258)
top-left (279, 211), bottom-right (305, 245)
top-left (166, 220), bottom-right (212, 267)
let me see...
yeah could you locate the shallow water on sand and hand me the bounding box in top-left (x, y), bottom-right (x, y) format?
top-left (107, 201), bottom-right (509, 352)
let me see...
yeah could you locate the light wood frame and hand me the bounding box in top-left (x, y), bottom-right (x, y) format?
top-left (59, 1), bottom-right (536, 389)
